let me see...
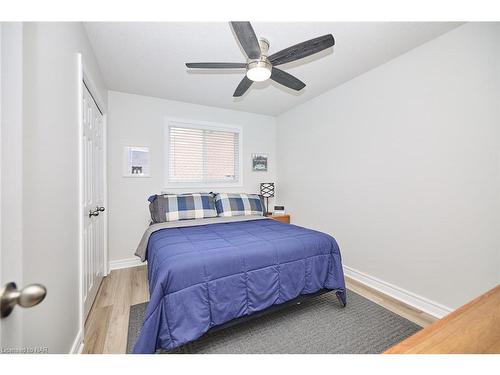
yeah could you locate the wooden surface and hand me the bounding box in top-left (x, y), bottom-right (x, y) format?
top-left (347, 277), bottom-right (436, 328)
top-left (267, 214), bottom-right (290, 224)
top-left (385, 285), bottom-right (500, 354)
top-left (82, 266), bottom-right (149, 354)
top-left (83, 265), bottom-right (435, 354)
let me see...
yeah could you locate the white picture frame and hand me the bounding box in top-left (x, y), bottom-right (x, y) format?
top-left (252, 153), bottom-right (268, 172)
top-left (123, 146), bottom-right (150, 177)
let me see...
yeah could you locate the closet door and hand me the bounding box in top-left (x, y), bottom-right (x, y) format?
top-left (82, 84), bottom-right (105, 321)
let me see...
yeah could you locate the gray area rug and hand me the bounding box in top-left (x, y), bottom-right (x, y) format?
top-left (127, 290), bottom-right (421, 354)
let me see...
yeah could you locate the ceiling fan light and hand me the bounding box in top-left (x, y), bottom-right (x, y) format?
top-left (246, 60), bottom-right (272, 82)
top-left (247, 67), bottom-right (271, 82)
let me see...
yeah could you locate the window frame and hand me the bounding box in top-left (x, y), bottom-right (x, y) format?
top-left (164, 117), bottom-right (243, 188)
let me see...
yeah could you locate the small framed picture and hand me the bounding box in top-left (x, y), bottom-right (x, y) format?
top-left (252, 153), bottom-right (268, 172)
top-left (123, 146), bottom-right (150, 177)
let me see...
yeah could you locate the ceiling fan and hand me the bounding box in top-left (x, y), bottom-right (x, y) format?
top-left (185, 22), bottom-right (335, 97)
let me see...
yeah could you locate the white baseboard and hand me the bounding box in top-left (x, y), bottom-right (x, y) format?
top-left (69, 329), bottom-right (83, 354)
top-left (343, 265), bottom-right (453, 319)
top-left (109, 257), bottom-right (144, 271)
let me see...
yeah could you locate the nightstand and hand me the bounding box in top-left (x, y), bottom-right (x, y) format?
top-left (265, 214), bottom-right (290, 224)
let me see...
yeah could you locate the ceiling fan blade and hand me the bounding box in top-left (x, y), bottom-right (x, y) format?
top-left (270, 67), bottom-right (306, 91)
top-left (268, 34), bottom-right (335, 66)
top-left (230, 22), bottom-right (261, 59)
top-left (233, 76), bottom-right (253, 97)
top-left (186, 62), bottom-right (246, 69)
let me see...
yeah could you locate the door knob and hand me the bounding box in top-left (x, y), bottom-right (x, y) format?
top-left (89, 209), bottom-right (100, 218)
top-left (97, 206), bottom-right (105, 212)
top-left (1, 282), bottom-right (47, 318)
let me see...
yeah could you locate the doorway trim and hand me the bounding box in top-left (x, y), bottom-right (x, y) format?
top-left (76, 53), bottom-right (108, 353)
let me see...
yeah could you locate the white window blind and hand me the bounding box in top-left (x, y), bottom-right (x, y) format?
top-left (167, 123), bottom-right (240, 185)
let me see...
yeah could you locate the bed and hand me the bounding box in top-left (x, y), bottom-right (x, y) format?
top-left (133, 215), bottom-right (346, 353)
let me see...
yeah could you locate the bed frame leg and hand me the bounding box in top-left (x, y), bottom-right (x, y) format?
top-left (336, 290), bottom-right (347, 307)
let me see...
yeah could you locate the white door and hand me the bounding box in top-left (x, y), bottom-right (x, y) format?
top-left (82, 84), bottom-right (105, 321)
top-left (1, 22), bottom-right (47, 351)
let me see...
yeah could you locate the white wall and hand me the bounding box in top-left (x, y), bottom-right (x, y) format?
top-left (22, 22), bottom-right (106, 353)
top-left (107, 91), bottom-right (276, 263)
top-left (276, 23), bottom-right (500, 310)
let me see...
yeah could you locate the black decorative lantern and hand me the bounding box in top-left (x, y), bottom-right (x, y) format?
top-left (260, 182), bottom-right (275, 215)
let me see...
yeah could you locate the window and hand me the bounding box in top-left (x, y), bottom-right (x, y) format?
top-left (166, 119), bottom-right (242, 187)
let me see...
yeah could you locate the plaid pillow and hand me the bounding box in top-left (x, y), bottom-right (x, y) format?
top-left (214, 193), bottom-right (265, 217)
top-left (148, 193), bottom-right (218, 223)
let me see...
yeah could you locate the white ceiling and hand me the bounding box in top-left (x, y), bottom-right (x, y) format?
top-left (84, 22), bottom-right (462, 116)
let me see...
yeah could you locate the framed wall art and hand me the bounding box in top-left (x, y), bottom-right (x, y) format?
top-left (123, 146), bottom-right (150, 177)
top-left (252, 153), bottom-right (268, 172)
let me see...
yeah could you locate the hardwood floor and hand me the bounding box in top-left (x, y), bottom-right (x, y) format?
top-left (83, 266), bottom-right (149, 354)
top-left (82, 265), bottom-right (436, 354)
top-left (346, 277), bottom-right (436, 328)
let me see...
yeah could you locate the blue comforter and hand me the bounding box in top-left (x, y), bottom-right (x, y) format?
top-left (133, 218), bottom-right (346, 353)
